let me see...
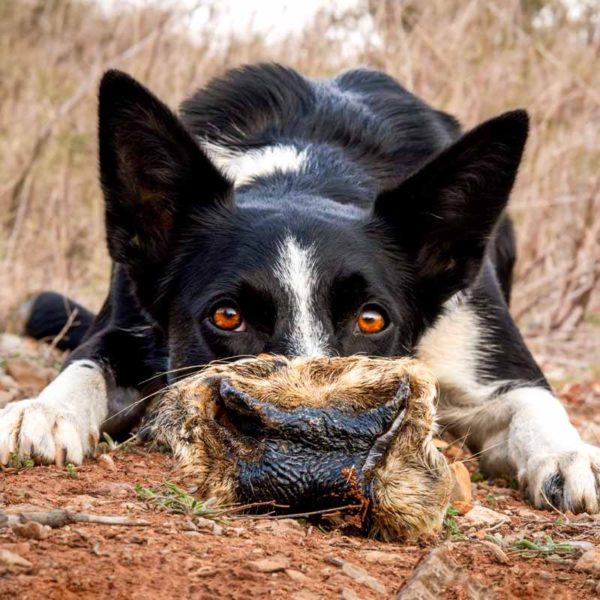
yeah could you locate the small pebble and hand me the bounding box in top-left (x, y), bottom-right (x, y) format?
top-left (285, 568), bottom-right (311, 583)
top-left (478, 540), bottom-right (510, 565)
top-left (183, 531), bottom-right (201, 537)
top-left (575, 546), bottom-right (600, 576)
top-left (194, 517), bottom-right (223, 536)
top-left (461, 505), bottom-right (510, 527)
top-left (362, 550), bottom-right (405, 564)
top-left (331, 558), bottom-right (386, 594)
top-left (569, 540), bottom-right (594, 553)
top-left (248, 554), bottom-right (290, 573)
top-left (97, 454), bottom-right (117, 472)
top-left (0, 549), bottom-right (33, 569)
top-left (227, 526), bottom-right (246, 535)
top-left (190, 566), bottom-right (218, 578)
top-left (449, 461), bottom-right (472, 503)
top-left (11, 521), bottom-right (50, 541)
top-left (291, 592), bottom-right (320, 600)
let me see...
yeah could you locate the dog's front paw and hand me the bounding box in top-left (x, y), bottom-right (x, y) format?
top-left (521, 445), bottom-right (600, 513)
top-left (0, 399), bottom-right (99, 466)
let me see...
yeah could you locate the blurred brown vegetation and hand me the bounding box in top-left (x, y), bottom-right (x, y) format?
top-left (0, 0), bottom-right (598, 375)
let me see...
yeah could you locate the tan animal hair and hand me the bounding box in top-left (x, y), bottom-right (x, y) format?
top-left (153, 356), bottom-right (451, 540)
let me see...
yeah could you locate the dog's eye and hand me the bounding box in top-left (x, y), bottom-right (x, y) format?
top-left (356, 306), bottom-right (387, 334)
top-left (212, 306), bottom-right (246, 332)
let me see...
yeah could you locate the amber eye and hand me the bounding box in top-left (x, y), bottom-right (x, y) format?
top-left (356, 306), bottom-right (387, 334)
top-left (211, 306), bottom-right (245, 331)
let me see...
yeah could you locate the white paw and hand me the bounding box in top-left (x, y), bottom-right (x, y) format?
top-left (0, 398), bottom-right (99, 466)
top-left (0, 360), bottom-right (108, 467)
top-left (521, 444), bottom-right (600, 513)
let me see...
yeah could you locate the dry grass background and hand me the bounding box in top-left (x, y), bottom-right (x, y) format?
top-left (0, 0), bottom-right (598, 377)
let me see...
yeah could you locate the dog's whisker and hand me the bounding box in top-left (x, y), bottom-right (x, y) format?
top-left (100, 387), bottom-right (170, 426)
top-left (138, 355), bottom-right (263, 385)
top-left (457, 438), bottom-right (509, 464)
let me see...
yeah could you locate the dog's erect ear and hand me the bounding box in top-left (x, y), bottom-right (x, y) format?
top-left (99, 70), bottom-right (232, 272)
top-left (372, 110), bottom-right (528, 307)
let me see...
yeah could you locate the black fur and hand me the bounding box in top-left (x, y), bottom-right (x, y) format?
top-left (488, 213), bottom-right (516, 304)
top-left (181, 64), bottom-right (460, 194)
top-left (26, 64), bottom-right (544, 430)
top-left (99, 70), bottom-right (232, 314)
top-left (22, 292), bottom-right (94, 351)
top-left (64, 265), bottom-right (166, 437)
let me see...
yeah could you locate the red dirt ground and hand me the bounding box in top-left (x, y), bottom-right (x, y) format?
top-left (2, 335), bottom-right (600, 599)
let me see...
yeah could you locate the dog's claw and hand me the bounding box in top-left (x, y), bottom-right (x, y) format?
top-left (0, 399), bottom-right (95, 467)
top-left (522, 445), bottom-right (600, 513)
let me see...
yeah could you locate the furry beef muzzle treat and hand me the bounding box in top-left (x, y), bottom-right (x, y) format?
top-left (153, 356), bottom-right (451, 540)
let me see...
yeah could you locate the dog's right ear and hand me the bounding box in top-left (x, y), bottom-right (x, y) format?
top-left (372, 110), bottom-right (528, 317)
top-left (99, 70), bottom-right (232, 284)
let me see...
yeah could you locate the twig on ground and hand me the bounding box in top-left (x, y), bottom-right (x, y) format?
top-left (229, 504), bottom-right (363, 521)
top-left (0, 509), bottom-right (150, 528)
top-left (48, 305), bottom-right (79, 353)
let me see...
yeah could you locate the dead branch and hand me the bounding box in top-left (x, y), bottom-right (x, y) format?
top-left (230, 504), bottom-right (363, 521)
top-left (2, 11), bottom-right (174, 264)
top-left (0, 509), bottom-right (150, 529)
top-left (48, 306), bottom-right (79, 353)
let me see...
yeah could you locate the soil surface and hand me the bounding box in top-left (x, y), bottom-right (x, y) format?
top-left (2, 334), bottom-right (600, 599)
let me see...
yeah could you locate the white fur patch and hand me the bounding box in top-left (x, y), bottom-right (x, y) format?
top-left (199, 140), bottom-right (307, 187)
top-left (418, 296), bottom-right (599, 511)
top-left (500, 386), bottom-right (599, 511)
top-left (0, 360), bottom-right (108, 466)
top-left (417, 294), bottom-right (494, 405)
top-left (273, 236), bottom-right (328, 357)
top-left (505, 386), bottom-right (582, 461)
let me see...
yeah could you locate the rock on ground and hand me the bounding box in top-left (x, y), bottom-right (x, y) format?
top-left (248, 554), bottom-right (290, 573)
top-left (397, 544), bottom-right (491, 599)
top-left (575, 546), bottom-right (600, 576)
top-left (0, 549), bottom-right (33, 569)
top-left (461, 505), bottom-right (510, 527)
top-left (448, 461), bottom-right (472, 503)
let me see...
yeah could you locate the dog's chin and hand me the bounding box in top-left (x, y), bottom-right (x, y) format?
top-left (153, 356), bottom-right (452, 541)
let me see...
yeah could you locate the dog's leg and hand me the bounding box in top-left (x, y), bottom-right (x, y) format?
top-left (479, 387), bottom-right (599, 511)
top-left (0, 267), bottom-right (167, 466)
top-left (418, 264), bottom-right (600, 513)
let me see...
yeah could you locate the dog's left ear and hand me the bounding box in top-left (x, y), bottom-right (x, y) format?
top-left (372, 110), bottom-right (528, 305)
top-left (98, 70), bottom-right (232, 274)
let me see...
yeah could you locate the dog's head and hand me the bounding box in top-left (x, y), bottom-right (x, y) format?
top-left (98, 69), bottom-right (527, 368)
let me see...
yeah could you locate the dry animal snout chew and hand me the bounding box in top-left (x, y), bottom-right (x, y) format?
top-left (153, 356), bottom-right (451, 540)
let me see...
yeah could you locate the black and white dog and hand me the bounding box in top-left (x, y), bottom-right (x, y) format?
top-left (2, 64), bottom-right (598, 512)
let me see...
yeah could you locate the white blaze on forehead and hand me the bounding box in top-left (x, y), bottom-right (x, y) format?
top-left (274, 236), bottom-right (329, 357)
top-left (199, 140), bottom-right (307, 187)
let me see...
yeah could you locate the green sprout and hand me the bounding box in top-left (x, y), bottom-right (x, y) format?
top-left (7, 452), bottom-right (34, 470)
top-left (135, 481), bottom-right (219, 517)
top-left (443, 505), bottom-right (462, 539)
top-left (510, 536), bottom-right (575, 558)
